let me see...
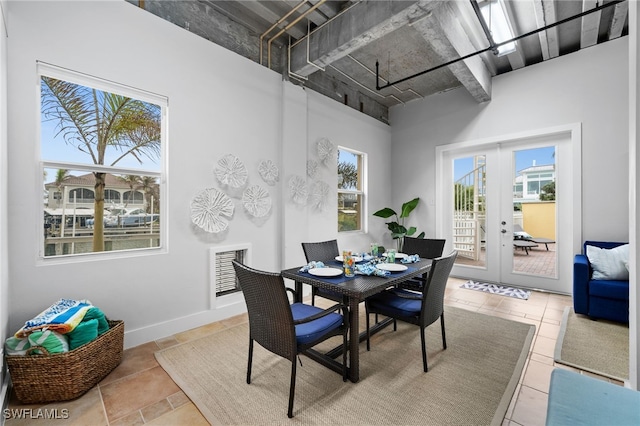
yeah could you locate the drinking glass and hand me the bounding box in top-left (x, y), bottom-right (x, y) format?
top-left (343, 250), bottom-right (355, 277)
top-left (370, 243), bottom-right (379, 257)
top-left (387, 249), bottom-right (397, 263)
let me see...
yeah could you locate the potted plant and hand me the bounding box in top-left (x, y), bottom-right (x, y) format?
top-left (373, 197), bottom-right (425, 252)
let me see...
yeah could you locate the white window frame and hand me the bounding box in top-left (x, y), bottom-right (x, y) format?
top-left (37, 62), bottom-right (168, 263)
top-left (337, 146), bottom-right (366, 233)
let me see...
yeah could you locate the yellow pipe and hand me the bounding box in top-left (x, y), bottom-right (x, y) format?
top-left (267, 0), bottom-right (327, 69)
top-left (259, 0), bottom-right (309, 66)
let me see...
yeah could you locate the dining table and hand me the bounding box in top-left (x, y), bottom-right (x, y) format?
top-left (281, 257), bottom-right (432, 383)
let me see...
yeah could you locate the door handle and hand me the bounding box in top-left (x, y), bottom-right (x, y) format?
top-left (501, 229), bottom-right (507, 234)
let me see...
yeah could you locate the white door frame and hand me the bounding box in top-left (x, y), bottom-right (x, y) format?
top-left (435, 123), bottom-right (582, 294)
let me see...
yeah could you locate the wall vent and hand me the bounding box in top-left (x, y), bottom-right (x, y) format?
top-left (209, 243), bottom-right (251, 309)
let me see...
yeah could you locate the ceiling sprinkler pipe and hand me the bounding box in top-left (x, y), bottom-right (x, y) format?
top-left (267, 0), bottom-right (327, 69)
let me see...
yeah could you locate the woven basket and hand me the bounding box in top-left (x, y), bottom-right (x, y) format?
top-left (6, 320), bottom-right (124, 404)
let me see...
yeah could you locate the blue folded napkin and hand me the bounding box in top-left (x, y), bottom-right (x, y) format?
top-left (401, 254), bottom-right (421, 264)
top-left (299, 261), bottom-right (326, 272)
top-left (355, 263), bottom-right (390, 277)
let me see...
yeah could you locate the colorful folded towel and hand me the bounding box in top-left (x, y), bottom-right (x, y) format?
top-left (299, 261), bottom-right (326, 272)
top-left (27, 329), bottom-right (69, 355)
top-left (83, 307), bottom-right (110, 335)
top-left (5, 336), bottom-right (31, 356)
top-left (67, 319), bottom-right (99, 350)
top-left (16, 299), bottom-right (93, 338)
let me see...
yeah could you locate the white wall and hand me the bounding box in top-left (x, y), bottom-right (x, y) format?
top-left (390, 37), bottom-right (630, 245)
top-left (306, 91), bottom-right (393, 253)
top-left (6, 1), bottom-right (392, 348)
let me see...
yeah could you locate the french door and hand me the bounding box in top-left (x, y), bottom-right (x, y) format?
top-left (436, 125), bottom-right (581, 294)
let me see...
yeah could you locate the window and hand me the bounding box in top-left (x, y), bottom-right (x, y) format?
top-left (337, 148), bottom-right (365, 232)
top-left (39, 62), bottom-right (167, 259)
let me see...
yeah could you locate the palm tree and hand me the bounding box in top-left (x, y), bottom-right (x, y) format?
top-left (118, 175), bottom-right (142, 209)
top-left (54, 169), bottom-right (70, 233)
top-left (41, 77), bottom-right (161, 252)
top-left (139, 176), bottom-right (159, 214)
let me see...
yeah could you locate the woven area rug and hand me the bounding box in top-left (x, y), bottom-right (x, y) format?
top-left (554, 306), bottom-right (628, 381)
top-left (460, 280), bottom-right (531, 300)
top-left (155, 306), bottom-right (535, 425)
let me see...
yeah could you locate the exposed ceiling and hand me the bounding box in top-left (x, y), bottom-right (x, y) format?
top-left (130, 0), bottom-right (629, 124)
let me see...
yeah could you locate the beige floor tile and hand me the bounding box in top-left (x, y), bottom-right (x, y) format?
top-left (522, 359), bottom-right (555, 393)
top-left (542, 307), bottom-right (565, 322)
top-left (101, 341), bottom-right (160, 385)
top-left (532, 334), bottom-right (556, 358)
top-left (101, 366), bottom-right (181, 422)
top-left (145, 402), bottom-right (209, 425)
top-left (509, 385), bottom-right (549, 426)
top-left (537, 321), bottom-right (560, 339)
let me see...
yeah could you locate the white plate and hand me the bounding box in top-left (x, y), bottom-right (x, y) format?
top-left (382, 252), bottom-right (408, 259)
top-left (308, 267), bottom-right (343, 277)
top-left (335, 255), bottom-right (364, 263)
top-left (376, 263), bottom-right (408, 272)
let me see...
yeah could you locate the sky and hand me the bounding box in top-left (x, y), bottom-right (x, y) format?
top-left (454, 146), bottom-right (555, 182)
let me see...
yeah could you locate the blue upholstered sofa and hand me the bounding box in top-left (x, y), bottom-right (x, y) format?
top-left (573, 241), bottom-right (629, 323)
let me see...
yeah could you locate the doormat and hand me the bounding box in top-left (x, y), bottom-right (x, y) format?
top-left (460, 280), bottom-right (531, 300)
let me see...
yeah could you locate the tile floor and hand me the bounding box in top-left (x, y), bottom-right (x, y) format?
top-left (4, 277), bottom-right (624, 425)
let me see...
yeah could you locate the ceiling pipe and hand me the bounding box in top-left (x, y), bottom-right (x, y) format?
top-left (470, 0), bottom-right (499, 55)
top-left (259, 0), bottom-right (309, 66)
top-left (375, 0), bottom-right (625, 91)
top-left (267, 0), bottom-right (327, 69)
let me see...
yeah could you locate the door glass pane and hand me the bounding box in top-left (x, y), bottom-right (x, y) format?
top-left (453, 155), bottom-right (486, 268)
top-left (511, 147), bottom-right (557, 277)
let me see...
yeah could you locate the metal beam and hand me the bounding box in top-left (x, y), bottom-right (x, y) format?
top-left (289, 0), bottom-right (438, 77)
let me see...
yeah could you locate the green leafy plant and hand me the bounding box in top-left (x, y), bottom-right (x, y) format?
top-left (373, 197), bottom-right (425, 251)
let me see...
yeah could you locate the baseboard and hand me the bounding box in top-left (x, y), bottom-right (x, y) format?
top-left (122, 301), bottom-right (247, 349)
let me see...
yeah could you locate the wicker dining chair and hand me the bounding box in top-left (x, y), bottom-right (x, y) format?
top-left (301, 240), bottom-right (344, 305)
top-left (364, 250), bottom-right (457, 372)
top-left (399, 237), bottom-right (446, 291)
top-left (232, 260), bottom-right (348, 418)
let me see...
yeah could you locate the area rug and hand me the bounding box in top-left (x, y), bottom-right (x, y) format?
top-left (460, 280), bottom-right (531, 300)
top-left (554, 307), bottom-right (628, 381)
top-left (155, 306), bottom-right (535, 425)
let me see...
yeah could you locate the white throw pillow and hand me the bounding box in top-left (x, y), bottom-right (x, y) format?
top-left (586, 244), bottom-right (629, 280)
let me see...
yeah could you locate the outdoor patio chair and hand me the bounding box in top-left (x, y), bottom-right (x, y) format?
top-left (514, 224), bottom-right (555, 250)
top-left (301, 240), bottom-right (343, 305)
top-left (364, 250), bottom-right (457, 372)
top-left (232, 260), bottom-right (348, 418)
top-left (398, 237), bottom-right (446, 291)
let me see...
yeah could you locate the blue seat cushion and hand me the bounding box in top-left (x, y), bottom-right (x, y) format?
top-left (590, 279), bottom-right (629, 301)
top-left (546, 368), bottom-right (640, 425)
top-left (367, 289), bottom-right (422, 317)
top-left (290, 303), bottom-right (343, 345)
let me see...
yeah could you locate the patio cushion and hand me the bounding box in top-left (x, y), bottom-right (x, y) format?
top-left (366, 289), bottom-right (421, 317)
top-left (291, 303), bottom-right (343, 345)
